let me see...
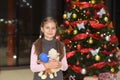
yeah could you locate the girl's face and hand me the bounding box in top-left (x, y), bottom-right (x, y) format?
top-left (41, 21), bottom-right (57, 40)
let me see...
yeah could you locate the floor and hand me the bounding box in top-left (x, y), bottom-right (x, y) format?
top-left (1, 49), bottom-right (120, 80)
top-left (0, 67), bottom-right (33, 80)
top-left (0, 67), bottom-right (120, 80)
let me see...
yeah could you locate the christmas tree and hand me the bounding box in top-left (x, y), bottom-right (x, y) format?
top-left (58, 0), bottom-right (119, 79)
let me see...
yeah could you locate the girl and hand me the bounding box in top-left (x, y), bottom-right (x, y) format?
top-left (30, 17), bottom-right (68, 80)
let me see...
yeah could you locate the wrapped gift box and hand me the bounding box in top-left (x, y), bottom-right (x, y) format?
top-left (98, 72), bottom-right (117, 80)
top-left (84, 76), bottom-right (98, 80)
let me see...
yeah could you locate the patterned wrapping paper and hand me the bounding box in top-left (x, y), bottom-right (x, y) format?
top-left (98, 72), bottom-right (117, 80)
top-left (84, 76), bottom-right (98, 80)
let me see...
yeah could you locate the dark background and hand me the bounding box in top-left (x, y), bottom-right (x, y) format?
top-left (0, 0), bottom-right (120, 67)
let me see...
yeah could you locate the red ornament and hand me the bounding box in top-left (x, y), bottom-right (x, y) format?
top-left (64, 20), bottom-right (70, 25)
top-left (109, 35), bottom-right (118, 43)
top-left (76, 61), bottom-right (80, 65)
top-left (85, 10), bottom-right (90, 15)
top-left (86, 54), bottom-right (90, 59)
top-left (77, 44), bottom-right (82, 50)
top-left (103, 44), bottom-right (107, 49)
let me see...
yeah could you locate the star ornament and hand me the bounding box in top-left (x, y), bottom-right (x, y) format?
top-left (97, 8), bottom-right (106, 18)
top-left (67, 12), bottom-right (72, 19)
top-left (77, 22), bottom-right (85, 30)
top-left (90, 48), bottom-right (100, 56)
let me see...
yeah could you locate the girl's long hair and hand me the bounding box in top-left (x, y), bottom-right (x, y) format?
top-left (33, 17), bottom-right (64, 60)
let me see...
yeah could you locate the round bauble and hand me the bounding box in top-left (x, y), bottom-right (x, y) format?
top-left (95, 55), bottom-right (101, 61)
top-left (81, 68), bottom-right (87, 75)
top-left (104, 17), bottom-right (108, 22)
top-left (63, 13), bottom-right (67, 19)
top-left (110, 67), bottom-right (115, 72)
top-left (72, 13), bottom-right (77, 19)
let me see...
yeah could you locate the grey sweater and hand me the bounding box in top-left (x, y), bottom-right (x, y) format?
top-left (33, 38), bottom-right (63, 80)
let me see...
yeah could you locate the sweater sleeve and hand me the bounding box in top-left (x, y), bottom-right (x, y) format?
top-left (30, 44), bottom-right (46, 72)
top-left (60, 46), bottom-right (68, 71)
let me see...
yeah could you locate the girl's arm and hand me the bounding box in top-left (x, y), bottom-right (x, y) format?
top-left (30, 45), bottom-right (46, 72)
top-left (60, 46), bottom-right (68, 71)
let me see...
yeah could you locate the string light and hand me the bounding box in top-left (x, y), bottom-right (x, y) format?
top-left (19, 0), bottom-right (32, 8)
top-left (0, 18), bottom-right (18, 24)
top-left (13, 55), bottom-right (17, 59)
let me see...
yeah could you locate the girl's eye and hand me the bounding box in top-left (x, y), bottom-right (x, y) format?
top-left (52, 27), bottom-right (56, 30)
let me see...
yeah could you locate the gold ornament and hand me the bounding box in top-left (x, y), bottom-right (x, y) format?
top-left (88, 38), bottom-right (93, 44)
top-left (72, 13), bottom-right (77, 19)
top-left (73, 29), bottom-right (78, 35)
top-left (97, 32), bottom-right (100, 34)
top-left (91, 0), bottom-right (96, 4)
top-left (104, 17), bottom-right (108, 22)
top-left (110, 67), bottom-right (115, 72)
top-left (95, 55), bottom-right (101, 61)
top-left (63, 13), bottom-right (67, 19)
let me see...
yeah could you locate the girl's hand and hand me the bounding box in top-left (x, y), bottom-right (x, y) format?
top-left (44, 60), bottom-right (61, 69)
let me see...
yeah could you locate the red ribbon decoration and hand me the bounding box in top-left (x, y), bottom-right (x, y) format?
top-left (100, 50), bottom-right (111, 56)
top-left (80, 48), bottom-right (92, 54)
top-left (89, 34), bottom-right (103, 40)
top-left (107, 61), bottom-right (118, 67)
top-left (69, 61), bottom-right (118, 73)
top-left (94, 3), bottom-right (105, 10)
top-left (100, 48), bottom-right (118, 56)
top-left (111, 48), bottom-right (118, 54)
top-left (89, 21), bottom-right (106, 30)
top-left (93, 62), bottom-right (106, 69)
top-left (71, 33), bottom-right (88, 41)
top-left (70, 20), bottom-right (88, 27)
top-left (66, 51), bottom-right (76, 59)
top-left (70, 65), bottom-right (82, 73)
top-left (72, 2), bottom-right (93, 9)
top-left (63, 39), bottom-right (71, 45)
